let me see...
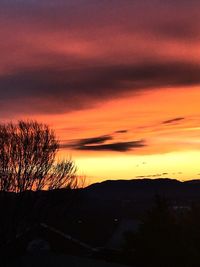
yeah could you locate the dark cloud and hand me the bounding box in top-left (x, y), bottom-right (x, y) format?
top-left (1, 61), bottom-right (200, 115)
top-left (73, 135), bottom-right (113, 146)
top-left (114, 130), bottom-right (128, 134)
top-left (1, 0), bottom-right (200, 35)
top-left (62, 134), bottom-right (145, 152)
top-left (74, 140), bottom-right (145, 152)
top-left (61, 134), bottom-right (112, 149)
top-left (1, 0), bottom-right (200, 116)
top-left (162, 172), bottom-right (169, 175)
top-left (155, 21), bottom-right (200, 41)
top-left (162, 117), bottom-right (185, 124)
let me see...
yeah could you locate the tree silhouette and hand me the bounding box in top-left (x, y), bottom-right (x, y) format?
top-left (125, 195), bottom-right (193, 267)
top-left (0, 120), bottom-right (77, 192)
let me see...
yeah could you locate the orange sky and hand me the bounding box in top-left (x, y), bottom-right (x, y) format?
top-left (1, 1), bottom-right (200, 184)
top-left (16, 85), bottom-right (200, 184)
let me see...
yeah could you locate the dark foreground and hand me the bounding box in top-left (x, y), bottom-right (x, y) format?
top-left (1, 178), bottom-right (200, 267)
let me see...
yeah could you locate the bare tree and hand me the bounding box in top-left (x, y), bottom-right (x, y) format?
top-left (0, 120), bottom-right (77, 192)
top-left (44, 159), bottom-right (77, 190)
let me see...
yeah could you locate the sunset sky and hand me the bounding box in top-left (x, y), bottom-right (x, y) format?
top-left (1, 0), bottom-right (200, 184)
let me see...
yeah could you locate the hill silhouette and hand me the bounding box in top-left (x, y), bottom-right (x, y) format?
top-left (84, 178), bottom-right (200, 208)
top-left (2, 178), bottom-right (200, 220)
top-left (2, 178), bottom-right (200, 266)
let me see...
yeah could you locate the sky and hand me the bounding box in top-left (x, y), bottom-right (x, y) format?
top-left (1, 0), bottom-right (200, 184)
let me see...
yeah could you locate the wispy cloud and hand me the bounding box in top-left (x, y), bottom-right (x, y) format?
top-left (73, 140), bottom-right (145, 152)
top-left (62, 134), bottom-right (145, 152)
top-left (162, 117), bottom-right (185, 124)
top-left (114, 130), bottom-right (128, 134)
top-left (72, 135), bottom-right (113, 146)
top-left (136, 172), bottom-right (169, 178)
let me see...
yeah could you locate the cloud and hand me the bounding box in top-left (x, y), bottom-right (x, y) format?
top-left (162, 117), bottom-right (185, 124)
top-left (62, 134), bottom-right (145, 152)
top-left (1, 61), bottom-right (200, 115)
top-left (114, 130), bottom-right (128, 134)
top-left (72, 135), bottom-right (113, 146)
top-left (155, 22), bottom-right (199, 41)
top-left (61, 134), bottom-right (112, 149)
top-left (1, 0), bottom-right (200, 116)
top-left (136, 172), bottom-right (169, 178)
top-left (74, 140), bottom-right (145, 152)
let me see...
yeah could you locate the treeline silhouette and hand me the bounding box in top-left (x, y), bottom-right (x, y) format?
top-left (124, 195), bottom-right (200, 267)
top-left (1, 183), bottom-right (200, 266)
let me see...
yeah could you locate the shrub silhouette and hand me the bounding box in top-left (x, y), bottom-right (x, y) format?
top-left (125, 196), bottom-right (200, 267)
